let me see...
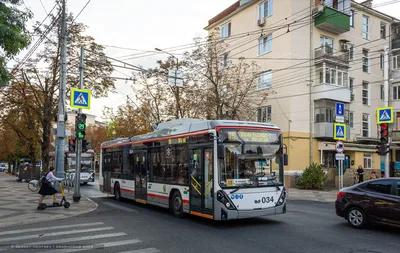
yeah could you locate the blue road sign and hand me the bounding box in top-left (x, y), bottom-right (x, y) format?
top-left (376, 106), bottom-right (394, 124)
top-left (335, 102), bottom-right (344, 116)
top-left (70, 88), bottom-right (91, 109)
top-left (334, 123), bottom-right (346, 140)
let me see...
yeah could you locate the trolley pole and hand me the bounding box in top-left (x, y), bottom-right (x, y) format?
top-left (55, 0), bottom-right (67, 191)
top-left (73, 46), bottom-right (84, 202)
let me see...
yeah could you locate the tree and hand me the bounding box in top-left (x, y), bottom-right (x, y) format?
top-left (0, 0), bottom-right (32, 86)
top-left (85, 124), bottom-right (108, 155)
top-left (1, 10), bottom-right (115, 173)
top-left (183, 31), bottom-right (269, 120)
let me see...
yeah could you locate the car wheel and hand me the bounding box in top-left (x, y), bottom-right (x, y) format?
top-left (347, 207), bottom-right (367, 228)
top-left (171, 191), bottom-right (184, 218)
top-left (114, 183), bottom-right (121, 201)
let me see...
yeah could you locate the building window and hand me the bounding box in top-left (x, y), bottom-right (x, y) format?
top-left (396, 112), bottom-right (400, 130)
top-left (219, 52), bottom-right (230, 69)
top-left (362, 16), bottom-right (369, 40)
top-left (221, 22), bottom-right (231, 39)
top-left (393, 85), bottom-right (400, 100)
top-left (362, 49), bottom-right (369, 72)
top-left (380, 53), bottom-right (384, 70)
top-left (350, 10), bottom-right (354, 27)
top-left (322, 66), bottom-right (348, 86)
top-left (349, 78), bottom-right (354, 92)
top-left (363, 153), bottom-right (372, 169)
top-left (380, 23), bottom-right (386, 39)
top-left (362, 113), bottom-right (369, 137)
top-left (381, 85), bottom-right (384, 100)
top-left (257, 71), bottom-right (272, 90)
top-left (258, 0), bottom-right (273, 19)
top-left (257, 106), bottom-right (271, 122)
top-left (320, 36), bottom-right (334, 54)
top-left (362, 82), bottom-right (369, 105)
top-left (258, 35), bottom-right (272, 55)
top-left (348, 44), bottom-right (354, 61)
top-left (393, 55), bottom-right (400, 69)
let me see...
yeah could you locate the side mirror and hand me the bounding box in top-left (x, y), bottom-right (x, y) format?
top-left (217, 144), bottom-right (225, 159)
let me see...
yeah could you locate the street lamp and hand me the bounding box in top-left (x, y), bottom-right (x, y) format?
top-left (154, 48), bottom-right (181, 119)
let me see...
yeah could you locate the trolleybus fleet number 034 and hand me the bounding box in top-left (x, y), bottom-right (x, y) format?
top-left (99, 119), bottom-right (288, 221)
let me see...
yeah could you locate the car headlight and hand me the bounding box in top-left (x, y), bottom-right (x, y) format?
top-left (217, 190), bottom-right (236, 210)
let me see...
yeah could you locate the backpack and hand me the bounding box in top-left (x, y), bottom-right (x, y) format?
top-left (40, 172), bottom-right (50, 185)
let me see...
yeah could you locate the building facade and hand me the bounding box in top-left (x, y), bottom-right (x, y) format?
top-left (205, 0), bottom-right (399, 185)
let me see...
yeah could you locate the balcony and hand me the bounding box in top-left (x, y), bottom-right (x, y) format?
top-left (315, 122), bottom-right (350, 139)
top-left (315, 7), bottom-right (350, 34)
top-left (393, 38), bottom-right (400, 51)
top-left (314, 84), bottom-right (350, 102)
top-left (314, 47), bottom-right (349, 67)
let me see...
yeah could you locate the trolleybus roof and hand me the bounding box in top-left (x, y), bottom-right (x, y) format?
top-left (101, 118), bottom-right (280, 148)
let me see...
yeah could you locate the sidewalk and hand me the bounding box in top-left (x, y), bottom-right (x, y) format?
top-left (286, 188), bottom-right (338, 203)
top-left (0, 173), bottom-right (97, 228)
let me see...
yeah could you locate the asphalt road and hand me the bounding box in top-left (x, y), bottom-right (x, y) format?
top-left (1, 183), bottom-right (399, 253)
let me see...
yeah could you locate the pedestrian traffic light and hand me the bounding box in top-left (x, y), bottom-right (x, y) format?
top-left (75, 114), bottom-right (86, 139)
top-left (379, 123), bottom-right (389, 144)
top-left (68, 139), bottom-right (76, 152)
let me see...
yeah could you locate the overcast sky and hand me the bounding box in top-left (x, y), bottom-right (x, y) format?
top-left (19, 0), bottom-right (400, 121)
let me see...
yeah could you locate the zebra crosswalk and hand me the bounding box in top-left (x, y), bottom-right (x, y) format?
top-left (0, 222), bottom-right (161, 253)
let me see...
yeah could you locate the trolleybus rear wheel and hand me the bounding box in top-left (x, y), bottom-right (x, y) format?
top-left (171, 191), bottom-right (183, 218)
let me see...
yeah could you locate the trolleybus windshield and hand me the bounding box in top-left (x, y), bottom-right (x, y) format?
top-left (217, 129), bottom-right (283, 189)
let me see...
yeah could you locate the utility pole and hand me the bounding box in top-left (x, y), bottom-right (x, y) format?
top-left (73, 46), bottom-right (84, 202)
top-left (55, 0), bottom-right (67, 189)
top-left (384, 46), bottom-right (390, 178)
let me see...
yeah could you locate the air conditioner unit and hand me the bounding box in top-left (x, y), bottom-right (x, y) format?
top-left (350, 93), bottom-right (355, 101)
top-left (258, 18), bottom-right (266, 27)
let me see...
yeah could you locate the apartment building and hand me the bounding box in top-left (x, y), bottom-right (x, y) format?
top-left (390, 22), bottom-right (400, 177)
top-left (205, 0), bottom-right (399, 183)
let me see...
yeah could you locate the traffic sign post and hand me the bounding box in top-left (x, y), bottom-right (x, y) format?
top-left (335, 102), bottom-right (345, 123)
top-left (376, 107), bottom-right (393, 179)
top-left (70, 88), bottom-right (91, 110)
top-left (335, 141), bottom-right (345, 189)
top-left (333, 123), bottom-right (346, 141)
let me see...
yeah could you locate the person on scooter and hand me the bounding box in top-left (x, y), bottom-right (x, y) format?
top-left (37, 167), bottom-right (64, 209)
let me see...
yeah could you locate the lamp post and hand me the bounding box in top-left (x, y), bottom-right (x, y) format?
top-left (155, 48), bottom-right (181, 119)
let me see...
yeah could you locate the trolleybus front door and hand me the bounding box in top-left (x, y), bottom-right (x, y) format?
top-left (134, 151), bottom-right (147, 202)
top-left (189, 147), bottom-right (213, 217)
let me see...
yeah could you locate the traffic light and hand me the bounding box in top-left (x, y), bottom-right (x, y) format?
top-left (379, 123), bottom-right (389, 144)
top-left (68, 139), bottom-right (76, 152)
top-left (376, 144), bottom-right (390, 156)
top-left (75, 114), bottom-right (87, 139)
top-left (82, 140), bottom-right (92, 152)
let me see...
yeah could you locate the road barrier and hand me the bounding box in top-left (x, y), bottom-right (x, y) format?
top-left (64, 173), bottom-right (75, 192)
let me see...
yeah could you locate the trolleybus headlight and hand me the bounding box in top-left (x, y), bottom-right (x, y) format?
top-left (217, 190), bottom-right (236, 210)
top-left (276, 187), bottom-right (287, 207)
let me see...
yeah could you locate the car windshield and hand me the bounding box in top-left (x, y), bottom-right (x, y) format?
top-left (217, 129), bottom-right (283, 188)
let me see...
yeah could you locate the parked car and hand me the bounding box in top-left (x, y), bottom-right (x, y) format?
top-left (16, 163), bottom-right (34, 182)
top-left (335, 178), bottom-right (400, 229)
top-left (0, 164), bottom-right (6, 172)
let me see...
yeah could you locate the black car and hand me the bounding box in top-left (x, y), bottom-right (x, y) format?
top-left (335, 178), bottom-right (400, 229)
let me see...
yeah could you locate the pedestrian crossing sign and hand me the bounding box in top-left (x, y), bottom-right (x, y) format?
top-left (70, 88), bottom-right (91, 109)
top-left (333, 123), bottom-right (346, 140)
top-left (376, 106), bottom-right (394, 124)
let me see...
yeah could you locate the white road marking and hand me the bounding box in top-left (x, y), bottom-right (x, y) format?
top-left (39, 239), bottom-right (142, 253)
top-left (102, 202), bottom-right (137, 212)
top-left (28, 232), bottom-right (127, 245)
top-left (0, 222), bottom-right (104, 236)
top-left (0, 227), bottom-right (114, 243)
top-left (118, 248), bottom-right (161, 253)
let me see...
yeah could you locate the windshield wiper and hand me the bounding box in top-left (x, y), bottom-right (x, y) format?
top-left (230, 184), bottom-right (251, 194)
top-left (266, 177), bottom-right (281, 191)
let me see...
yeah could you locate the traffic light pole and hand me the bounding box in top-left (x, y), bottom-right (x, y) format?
top-left (73, 46), bottom-right (84, 202)
top-left (384, 46), bottom-right (390, 178)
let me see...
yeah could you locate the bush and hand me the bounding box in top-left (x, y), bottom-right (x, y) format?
top-left (296, 163), bottom-right (327, 190)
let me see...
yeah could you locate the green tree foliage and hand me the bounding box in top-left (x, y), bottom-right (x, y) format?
top-left (295, 163), bottom-right (327, 190)
top-left (0, 0), bottom-right (31, 85)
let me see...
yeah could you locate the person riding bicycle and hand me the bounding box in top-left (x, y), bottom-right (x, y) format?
top-left (37, 167), bottom-right (64, 209)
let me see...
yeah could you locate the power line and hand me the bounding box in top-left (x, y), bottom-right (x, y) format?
top-left (73, 0), bottom-right (91, 22)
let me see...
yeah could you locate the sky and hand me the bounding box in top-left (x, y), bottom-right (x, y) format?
top-left (16, 0), bottom-right (400, 122)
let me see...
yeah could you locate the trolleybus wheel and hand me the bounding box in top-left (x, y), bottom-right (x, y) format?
top-left (171, 190), bottom-right (183, 218)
